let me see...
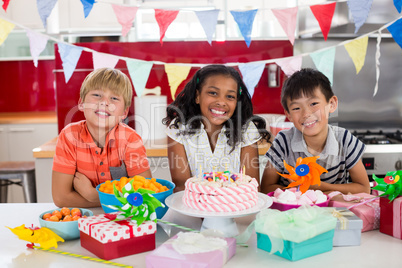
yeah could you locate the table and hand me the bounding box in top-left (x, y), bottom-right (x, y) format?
top-left (1, 203), bottom-right (401, 268)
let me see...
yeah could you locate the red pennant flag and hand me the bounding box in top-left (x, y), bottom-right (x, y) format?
top-left (154, 9), bottom-right (179, 45)
top-left (310, 2), bottom-right (336, 41)
top-left (2, 0), bottom-right (11, 11)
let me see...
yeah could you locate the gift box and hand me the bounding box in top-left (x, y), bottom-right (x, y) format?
top-left (328, 192), bottom-right (380, 232)
top-left (327, 207), bottom-right (363, 246)
top-left (255, 206), bottom-right (337, 261)
top-left (379, 196), bottom-right (402, 239)
top-left (145, 232), bottom-right (236, 268)
top-left (78, 212), bottom-right (157, 260)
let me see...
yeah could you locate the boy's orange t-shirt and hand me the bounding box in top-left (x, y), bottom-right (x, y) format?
top-left (52, 120), bottom-right (150, 187)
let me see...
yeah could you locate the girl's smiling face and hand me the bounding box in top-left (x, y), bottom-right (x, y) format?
top-left (285, 87), bottom-right (338, 138)
top-left (195, 74), bottom-right (238, 130)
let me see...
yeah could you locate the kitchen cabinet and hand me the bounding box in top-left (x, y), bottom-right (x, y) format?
top-left (0, 123), bottom-right (57, 162)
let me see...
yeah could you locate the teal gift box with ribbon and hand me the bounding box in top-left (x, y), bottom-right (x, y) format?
top-left (255, 205), bottom-right (337, 261)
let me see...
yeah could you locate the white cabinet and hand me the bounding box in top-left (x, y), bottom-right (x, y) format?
top-left (0, 123), bottom-right (58, 161)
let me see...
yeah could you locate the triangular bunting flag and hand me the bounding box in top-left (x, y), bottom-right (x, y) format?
top-left (164, 64), bottom-right (191, 100)
top-left (126, 59), bottom-right (153, 97)
top-left (229, 9), bottom-right (258, 47)
top-left (37, 0), bottom-right (58, 28)
top-left (388, 18), bottom-right (402, 50)
top-left (195, 9), bottom-right (220, 45)
top-left (275, 56), bottom-right (302, 77)
top-left (310, 47), bottom-right (336, 85)
top-left (2, 0), bottom-right (11, 12)
top-left (310, 2), bottom-right (336, 41)
top-left (272, 7), bottom-right (298, 45)
top-left (154, 9), bottom-right (179, 45)
top-left (239, 62), bottom-right (265, 97)
top-left (395, 0), bottom-right (402, 13)
top-left (112, 4), bottom-right (138, 37)
top-left (57, 43), bottom-right (83, 83)
top-left (80, 0), bottom-right (95, 18)
top-left (0, 18), bottom-right (14, 45)
top-left (26, 29), bottom-right (49, 67)
top-left (344, 36), bottom-right (368, 74)
top-left (230, 9), bottom-right (258, 47)
top-left (92, 51), bottom-right (119, 70)
top-left (347, 0), bottom-right (374, 33)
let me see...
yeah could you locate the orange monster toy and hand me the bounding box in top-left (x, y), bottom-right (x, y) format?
top-left (277, 156), bottom-right (328, 193)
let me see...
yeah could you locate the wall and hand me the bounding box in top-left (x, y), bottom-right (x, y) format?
top-left (54, 40), bottom-right (293, 132)
top-left (0, 59), bottom-right (56, 112)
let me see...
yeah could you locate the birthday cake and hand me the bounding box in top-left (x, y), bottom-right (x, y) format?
top-left (183, 171), bottom-right (259, 212)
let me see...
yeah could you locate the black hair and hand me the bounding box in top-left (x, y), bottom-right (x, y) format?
top-left (281, 68), bottom-right (334, 112)
top-left (162, 64), bottom-right (271, 152)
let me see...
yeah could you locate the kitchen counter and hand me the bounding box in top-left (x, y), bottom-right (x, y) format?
top-left (0, 112), bottom-right (57, 124)
top-left (1, 202), bottom-right (401, 268)
top-left (33, 137), bottom-right (271, 158)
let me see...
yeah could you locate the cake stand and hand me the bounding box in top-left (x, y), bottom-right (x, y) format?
top-left (165, 192), bottom-right (272, 237)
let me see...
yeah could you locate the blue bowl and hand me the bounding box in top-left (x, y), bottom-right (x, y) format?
top-left (39, 208), bottom-right (93, 240)
top-left (96, 178), bottom-right (175, 219)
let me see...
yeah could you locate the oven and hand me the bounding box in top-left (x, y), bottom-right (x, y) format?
top-left (352, 130), bottom-right (402, 178)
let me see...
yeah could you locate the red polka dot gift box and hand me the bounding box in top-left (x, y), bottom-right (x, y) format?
top-left (78, 212), bottom-right (156, 260)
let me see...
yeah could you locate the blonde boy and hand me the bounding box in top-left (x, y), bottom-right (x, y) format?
top-left (52, 68), bottom-right (151, 207)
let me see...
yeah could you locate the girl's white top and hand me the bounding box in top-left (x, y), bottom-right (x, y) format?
top-left (166, 120), bottom-right (261, 176)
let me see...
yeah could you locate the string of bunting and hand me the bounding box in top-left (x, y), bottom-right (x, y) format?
top-left (1, 1), bottom-right (402, 98)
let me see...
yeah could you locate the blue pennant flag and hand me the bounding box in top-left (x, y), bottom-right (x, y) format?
top-left (347, 0), bottom-right (374, 33)
top-left (230, 9), bottom-right (258, 47)
top-left (57, 43), bottom-right (83, 83)
top-left (310, 47), bottom-right (336, 85)
top-left (80, 0), bottom-right (96, 18)
top-left (195, 9), bottom-right (220, 45)
top-left (37, 0), bottom-right (58, 28)
top-left (388, 18), bottom-right (402, 50)
top-left (239, 62), bottom-right (265, 97)
top-left (395, 0), bottom-right (402, 13)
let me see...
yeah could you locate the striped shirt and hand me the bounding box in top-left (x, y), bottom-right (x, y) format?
top-left (265, 125), bottom-right (365, 186)
top-left (53, 120), bottom-right (150, 187)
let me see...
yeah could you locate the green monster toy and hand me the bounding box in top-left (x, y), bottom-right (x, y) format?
top-left (372, 170), bottom-right (402, 201)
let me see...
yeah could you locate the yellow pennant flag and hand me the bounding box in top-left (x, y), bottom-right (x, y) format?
top-left (344, 36), bottom-right (368, 74)
top-left (165, 64), bottom-right (191, 100)
top-left (0, 18), bottom-right (15, 46)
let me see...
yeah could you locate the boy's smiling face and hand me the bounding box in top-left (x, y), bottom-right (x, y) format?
top-left (79, 88), bottom-right (129, 133)
top-left (284, 87), bottom-right (338, 139)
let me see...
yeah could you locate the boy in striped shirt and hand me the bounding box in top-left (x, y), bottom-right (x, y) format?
top-left (261, 68), bottom-right (370, 194)
top-left (52, 68), bottom-right (151, 207)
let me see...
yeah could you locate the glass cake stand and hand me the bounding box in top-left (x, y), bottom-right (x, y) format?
top-left (165, 192), bottom-right (272, 237)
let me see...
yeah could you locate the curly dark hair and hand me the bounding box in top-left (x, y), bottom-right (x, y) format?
top-left (162, 64), bottom-right (271, 152)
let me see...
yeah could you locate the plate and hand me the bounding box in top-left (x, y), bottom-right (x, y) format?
top-left (165, 191), bottom-right (272, 218)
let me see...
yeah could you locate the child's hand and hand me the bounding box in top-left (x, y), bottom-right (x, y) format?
top-left (73, 172), bottom-right (99, 203)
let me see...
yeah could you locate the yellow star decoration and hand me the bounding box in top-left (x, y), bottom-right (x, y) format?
top-left (7, 225), bottom-right (64, 249)
top-left (277, 156), bottom-right (328, 193)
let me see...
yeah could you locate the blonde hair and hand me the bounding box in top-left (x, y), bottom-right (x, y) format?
top-left (80, 68), bottom-right (133, 109)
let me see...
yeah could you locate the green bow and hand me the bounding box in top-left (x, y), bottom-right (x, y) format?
top-left (372, 170), bottom-right (402, 202)
top-left (105, 179), bottom-right (165, 225)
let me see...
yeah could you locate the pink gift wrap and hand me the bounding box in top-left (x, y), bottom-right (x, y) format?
top-left (145, 235), bottom-right (236, 268)
top-left (328, 193), bottom-right (380, 232)
top-left (379, 197), bottom-right (402, 239)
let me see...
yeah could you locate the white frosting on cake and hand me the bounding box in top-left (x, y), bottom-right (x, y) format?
top-left (182, 172), bottom-right (259, 212)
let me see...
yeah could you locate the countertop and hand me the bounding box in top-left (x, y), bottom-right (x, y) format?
top-left (0, 112), bottom-right (57, 124)
top-left (33, 137), bottom-right (271, 158)
top-left (1, 202), bottom-right (402, 268)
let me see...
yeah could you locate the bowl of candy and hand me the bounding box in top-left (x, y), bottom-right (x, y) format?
top-left (97, 176), bottom-right (175, 219)
top-left (39, 207), bottom-right (93, 240)
top-left (268, 188), bottom-right (329, 211)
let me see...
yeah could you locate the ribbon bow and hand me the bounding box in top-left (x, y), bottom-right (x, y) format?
top-left (329, 208), bottom-right (354, 230)
top-left (252, 205), bottom-right (336, 254)
top-left (105, 179), bottom-right (165, 225)
top-left (278, 156), bottom-right (328, 193)
top-left (372, 171), bottom-right (402, 201)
